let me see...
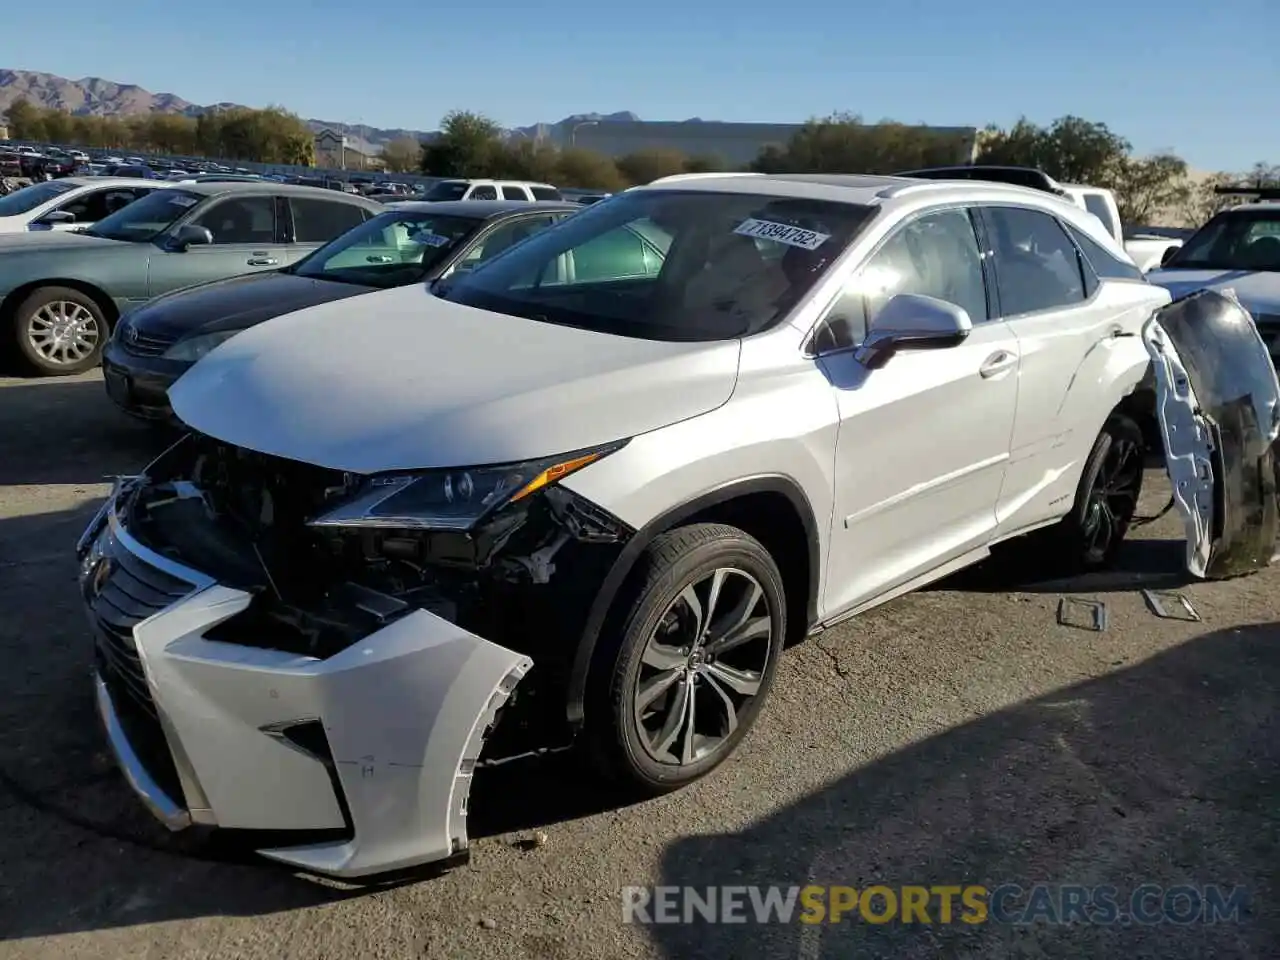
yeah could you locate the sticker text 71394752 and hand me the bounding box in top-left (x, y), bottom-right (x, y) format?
top-left (733, 218), bottom-right (830, 251)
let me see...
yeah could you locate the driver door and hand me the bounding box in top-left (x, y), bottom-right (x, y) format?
top-left (819, 206), bottom-right (1020, 614)
top-left (147, 195), bottom-right (288, 297)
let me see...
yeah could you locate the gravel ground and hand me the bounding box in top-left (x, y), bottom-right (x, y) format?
top-left (0, 371), bottom-right (1275, 959)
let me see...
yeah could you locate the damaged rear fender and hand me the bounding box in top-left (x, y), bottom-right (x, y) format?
top-left (1142, 289), bottom-right (1280, 579)
top-left (129, 569), bottom-right (532, 878)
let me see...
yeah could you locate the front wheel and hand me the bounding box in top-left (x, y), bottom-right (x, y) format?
top-left (587, 523), bottom-right (786, 795)
top-left (11, 285), bottom-right (108, 376)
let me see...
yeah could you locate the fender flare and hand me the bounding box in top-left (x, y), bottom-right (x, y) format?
top-left (565, 474), bottom-right (822, 728)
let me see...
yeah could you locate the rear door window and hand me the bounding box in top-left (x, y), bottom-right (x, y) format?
top-left (291, 197), bottom-right (367, 242)
top-left (500, 185), bottom-right (530, 201)
top-left (983, 206), bottom-right (1089, 317)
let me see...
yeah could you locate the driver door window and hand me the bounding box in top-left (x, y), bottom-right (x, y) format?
top-left (812, 207), bottom-right (989, 353)
top-left (189, 196), bottom-right (277, 244)
top-left (467, 185), bottom-right (498, 200)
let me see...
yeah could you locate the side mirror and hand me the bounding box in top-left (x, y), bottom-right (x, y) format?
top-left (38, 210), bottom-right (76, 225)
top-left (1160, 245), bottom-right (1179, 266)
top-left (853, 293), bottom-right (972, 370)
top-left (171, 224), bottom-right (214, 250)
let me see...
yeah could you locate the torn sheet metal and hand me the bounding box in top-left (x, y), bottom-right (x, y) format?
top-left (1142, 289), bottom-right (1280, 579)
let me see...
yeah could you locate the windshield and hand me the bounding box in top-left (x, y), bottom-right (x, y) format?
top-left (423, 181), bottom-right (469, 201)
top-left (83, 189), bottom-right (202, 242)
top-left (441, 189), bottom-right (877, 341)
top-left (291, 211), bottom-right (481, 288)
top-left (1165, 209), bottom-right (1280, 272)
top-left (0, 180), bottom-right (77, 217)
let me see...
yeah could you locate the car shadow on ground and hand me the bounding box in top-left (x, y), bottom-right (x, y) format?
top-left (0, 375), bottom-right (172, 485)
top-left (649, 622), bottom-right (1280, 958)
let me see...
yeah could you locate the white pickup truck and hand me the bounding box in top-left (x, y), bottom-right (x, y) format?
top-left (898, 166), bottom-right (1184, 272)
top-left (1057, 182), bottom-right (1184, 272)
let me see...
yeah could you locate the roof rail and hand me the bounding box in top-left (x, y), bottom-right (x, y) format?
top-left (890, 165), bottom-right (1068, 197)
top-left (647, 172), bottom-right (762, 185)
top-left (1214, 184), bottom-right (1280, 201)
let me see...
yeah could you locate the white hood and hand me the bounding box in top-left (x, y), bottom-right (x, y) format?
top-left (1146, 269), bottom-right (1280, 314)
top-left (168, 286), bottom-right (742, 474)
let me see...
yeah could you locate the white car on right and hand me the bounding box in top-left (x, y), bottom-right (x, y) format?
top-left (1146, 191), bottom-right (1280, 360)
top-left (0, 177), bottom-right (162, 233)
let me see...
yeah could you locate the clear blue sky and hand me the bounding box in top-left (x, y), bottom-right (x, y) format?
top-left (2, 0), bottom-right (1276, 171)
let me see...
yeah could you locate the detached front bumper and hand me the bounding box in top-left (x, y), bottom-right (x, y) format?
top-left (77, 490), bottom-right (533, 878)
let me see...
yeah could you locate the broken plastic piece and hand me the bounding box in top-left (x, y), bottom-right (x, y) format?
top-left (1057, 597), bottom-right (1108, 631)
top-left (1141, 588), bottom-right (1201, 622)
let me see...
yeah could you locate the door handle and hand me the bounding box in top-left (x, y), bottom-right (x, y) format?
top-left (247, 257), bottom-right (278, 266)
top-left (979, 350), bottom-right (1017, 378)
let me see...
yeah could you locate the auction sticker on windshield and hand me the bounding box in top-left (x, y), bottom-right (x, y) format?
top-left (168, 195), bottom-right (198, 208)
top-left (408, 228), bottom-right (452, 248)
top-left (734, 218), bottom-right (830, 250)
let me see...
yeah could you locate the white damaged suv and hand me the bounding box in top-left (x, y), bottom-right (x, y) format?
top-left (76, 171), bottom-right (1280, 879)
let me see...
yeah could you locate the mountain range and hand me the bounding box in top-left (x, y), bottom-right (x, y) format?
top-left (0, 68), bottom-right (646, 156)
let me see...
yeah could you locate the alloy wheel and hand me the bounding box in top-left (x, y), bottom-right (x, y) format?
top-left (1082, 434), bottom-right (1143, 560)
top-left (27, 301), bottom-right (101, 366)
top-left (633, 567), bottom-right (775, 767)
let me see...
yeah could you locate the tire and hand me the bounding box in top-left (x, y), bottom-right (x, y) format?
top-left (586, 522), bottom-right (786, 795)
top-left (10, 285), bottom-right (109, 376)
top-left (1051, 413), bottom-right (1146, 572)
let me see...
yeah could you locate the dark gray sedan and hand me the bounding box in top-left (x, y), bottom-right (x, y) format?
top-left (103, 199), bottom-right (580, 420)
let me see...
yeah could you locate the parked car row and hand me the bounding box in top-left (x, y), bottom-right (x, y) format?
top-left (2, 161), bottom-right (1273, 884)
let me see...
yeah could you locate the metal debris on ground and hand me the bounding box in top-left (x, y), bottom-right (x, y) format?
top-left (1141, 588), bottom-right (1201, 622)
top-left (1056, 597), bottom-right (1108, 631)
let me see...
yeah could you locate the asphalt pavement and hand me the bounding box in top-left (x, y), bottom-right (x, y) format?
top-left (0, 371), bottom-right (1275, 959)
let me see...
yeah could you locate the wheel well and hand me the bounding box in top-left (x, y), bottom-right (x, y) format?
top-left (0, 279), bottom-right (121, 331)
top-left (1115, 383), bottom-right (1161, 456)
top-left (677, 491), bottom-right (814, 647)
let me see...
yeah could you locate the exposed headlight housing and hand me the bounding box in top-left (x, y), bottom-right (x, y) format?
top-left (162, 330), bottom-right (238, 362)
top-left (307, 442), bottom-right (625, 532)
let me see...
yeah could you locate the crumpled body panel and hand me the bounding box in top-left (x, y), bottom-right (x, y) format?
top-left (1143, 289), bottom-right (1280, 579)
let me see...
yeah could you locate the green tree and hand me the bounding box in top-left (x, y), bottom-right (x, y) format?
top-left (975, 115), bottom-right (1130, 185)
top-left (615, 148), bottom-right (688, 185)
top-left (420, 110), bottom-right (506, 177)
top-left (749, 113), bottom-right (972, 175)
top-left (555, 147), bottom-right (626, 190)
top-left (5, 99), bottom-right (44, 140)
top-left (1110, 152), bottom-right (1191, 224)
top-left (683, 153), bottom-right (728, 174)
top-left (380, 137), bottom-right (422, 173)
top-left (499, 138), bottom-right (562, 182)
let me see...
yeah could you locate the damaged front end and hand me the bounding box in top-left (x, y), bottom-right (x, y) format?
top-left (1143, 289), bottom-right (1280, 579)
top-left (76, 432), bottom-right (632, 878)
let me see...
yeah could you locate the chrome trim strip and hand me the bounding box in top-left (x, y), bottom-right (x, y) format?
top-left (107, 505), bottom-right (214, 591)
top-left (92, 670), bottom-right (192, 831)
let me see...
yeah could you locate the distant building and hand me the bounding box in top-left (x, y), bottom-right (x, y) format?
top-left (561, 120), bottom-right (979, 166)
top-left (0, 123), bottom-right (9, 141)
top-left (313, 128), bottom-right (383, 170)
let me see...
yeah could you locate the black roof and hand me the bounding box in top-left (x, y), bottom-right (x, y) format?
top-left (894, 165), bottom-right (1068, 196)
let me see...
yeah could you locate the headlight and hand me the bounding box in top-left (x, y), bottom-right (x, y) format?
top-left (308, 443), bottom-right (624, 532)
top-left (162, 330), bottom-right (238, 362)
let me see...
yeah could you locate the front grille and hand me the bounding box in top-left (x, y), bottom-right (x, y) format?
top-left (90, 539), bottom-right (196, 804)
top-left (120, 329), bottom-right (177, 357)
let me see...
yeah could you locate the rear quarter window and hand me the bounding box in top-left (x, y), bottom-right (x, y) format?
top-left (1066, 224), bottom-right (1144, 281)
